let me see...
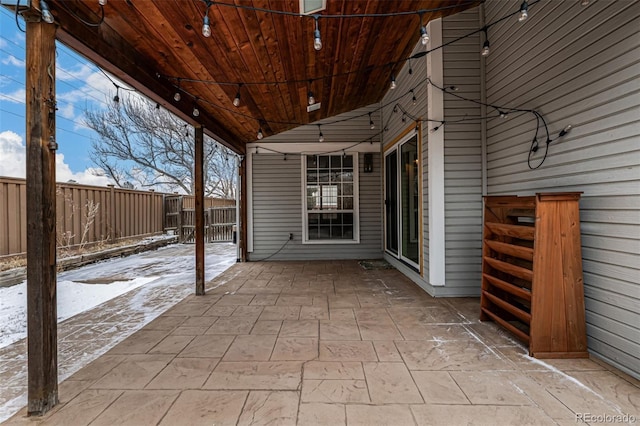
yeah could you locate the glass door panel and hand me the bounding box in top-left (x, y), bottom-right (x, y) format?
top-left (384, 151), bottom-right (398, 255)
top-left (400, 137), bottom-right (419, 266)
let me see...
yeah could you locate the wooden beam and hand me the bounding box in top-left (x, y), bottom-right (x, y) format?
top-left (24, 7), bottom-right (58, 415)
top-left (239, 156), bottom-right (248, 262)
top-left (194, 126), bottom-right (205, 295)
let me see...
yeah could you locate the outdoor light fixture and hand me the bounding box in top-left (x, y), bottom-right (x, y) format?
top-left (318, 125), bottom-right (324, 142)
top-left (308, 90), bottom-right (315, 106)
top-left (369, 113), bottom-right (375, 129)
top-left (174, 92), bottom-right (181, 101)
top-left (40, 0), bottom-right (54, 24)
top-left (482, 28), bottom-right (490, 57)
top-left (313, 16), bottom-right (322, 50)
top-left (257, 127), bottom-right (264, 140)
top-left (192, 105), bottom-right (199, 117)
top-left (390, 75), bottom-right (397, 90)
top-left (518, 1), bottom-right (529, 22)
top-left (233, 86), bottom-right (241, 107)
top-left (202, 15), bottom-right (212, 37)
top-left (420, 26), bottom-right (429, 45)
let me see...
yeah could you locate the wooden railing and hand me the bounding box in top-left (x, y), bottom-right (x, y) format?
top-left (164, 195), bottom-right (236, 243)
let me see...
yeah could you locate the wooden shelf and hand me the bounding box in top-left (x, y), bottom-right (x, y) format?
top-left (480, 193), bottom-right (588, 359)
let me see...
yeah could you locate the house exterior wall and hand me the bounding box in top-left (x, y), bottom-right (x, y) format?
top-left (443, 8), bottom-right (484, 296)
top-left (484, 0), bottom-right (640, 378)
top-left (247, 106), bottom-right (383, 261)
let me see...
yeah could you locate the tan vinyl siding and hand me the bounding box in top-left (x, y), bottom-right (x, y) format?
top-left (443, 8), bottom-right (483, 294)
top-left (484, 0), bottom-right (640, 378)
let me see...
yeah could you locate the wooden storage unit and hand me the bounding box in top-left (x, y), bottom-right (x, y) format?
top-left (480, 193), bottom-right (588, 358)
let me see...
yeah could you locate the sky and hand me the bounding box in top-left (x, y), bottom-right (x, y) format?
top-left (0, 7), bottom-right (116, 186)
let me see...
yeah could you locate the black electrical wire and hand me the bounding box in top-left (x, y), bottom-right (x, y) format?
top-left (57, 1), bottom-right (105, 27)
top-left (250, 238), bottom-right (291, 261)
top-left (14, 0), bottom-right (26, 33)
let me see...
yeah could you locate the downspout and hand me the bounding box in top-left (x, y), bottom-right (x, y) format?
top-left (480, 4), bottom-right (488, 197)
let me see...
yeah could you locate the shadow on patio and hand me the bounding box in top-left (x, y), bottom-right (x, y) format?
top-left (5, 260), bottom-right (639, 425)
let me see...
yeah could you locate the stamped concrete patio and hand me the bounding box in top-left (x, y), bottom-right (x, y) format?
top-left (5, 260), bottom-right (639, 425)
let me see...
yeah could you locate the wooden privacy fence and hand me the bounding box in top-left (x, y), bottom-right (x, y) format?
top-left (164, 195), bottom-right (236, 243)
top-left (0, 177), bottom-right (236, 257)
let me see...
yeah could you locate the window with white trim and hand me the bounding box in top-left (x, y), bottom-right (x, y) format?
top-left (303, 154), bottom-right (359, 243)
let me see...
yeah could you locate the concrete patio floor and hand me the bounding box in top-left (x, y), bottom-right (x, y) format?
top-left (5, 260), bottom-right (639, 425)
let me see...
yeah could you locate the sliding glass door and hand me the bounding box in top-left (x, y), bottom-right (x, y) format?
top-left (385, 133), bottom-right (420, 270)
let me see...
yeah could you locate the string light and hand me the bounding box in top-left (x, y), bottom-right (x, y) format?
top-left (580, 0), bottom-right (590, 5)
top-left (559, 124), bottom-right (572, 137)
top-left (390, 75), bottom-right (397, 90)
top-left (518, 1), bottom-right (529, 22)
top-left (401, 114), bottom-right (406, 123)
top-left (257, 127), bottom-right (264, 140)
top-left (408, 59), bottom-right (413, 75)
top-left (40, 1), bottom-right (55, 24)
top-left (202, 15), bottom-right (212, 37)
top-left (192, 103), bottom-right (200, 117)
top-left (98, 0), bottom-right (107, 5)
top-left (112, 86), bottom-right (120, 103)
top-left (369, 112), bottom-right (375, 129)
top-left (430, 122), bottom-right (443, 133)
top-left (313, 16), bottom-right (322, 51)
top-left (308, 91), bottom-right (315, 106)
top-left (411, 90), bottom-right (417, 105)
top-left (481, 28), bottom-right (490, 57)
top-left (174, 79), bottom-right (182, 102)
top-left (318, 125), bottom-right (324, 142)
top-left (233, 85), bottom-right (241, 107)
top-left (419, 12), bottom-right (430, 46)
top-left (499, 111), bottom-right (508, 118)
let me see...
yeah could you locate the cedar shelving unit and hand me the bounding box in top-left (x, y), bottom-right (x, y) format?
top-left (480, 193), bottom-right (588, 359)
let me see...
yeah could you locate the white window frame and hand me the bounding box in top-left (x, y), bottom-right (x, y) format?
top-left (301, 153), bottom-right (360, 244)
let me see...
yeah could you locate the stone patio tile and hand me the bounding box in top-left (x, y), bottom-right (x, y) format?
top-left (178, 335), bottom-right (234, 358)
top-left (450, 371), bottom-right (532, 405)
top-left (303, 361), bottom-right (364, 380)
top-left (410, 405), bottom-right (555, 426)
top-left (503, 372), bottom-right (577, 420)
top-left (38, 389), bottom-right (123, 425)
top-left (320, 320), bottom-right (361, 340)
top-left (346, 404), bottom-right (416, 426)
top-left (329, 308), bottom-right (355, 320)
top-left (215, 294), bottom-right (255, 306)
top-left (106, 330), bottom-right (169, 355)
top-left (158, 390), bottom-right (248, 426)
top-left (298, 403), bottom-right (345, 425)
top-left (163, 302), bottom-right (212, 317)
top-left (231, 306), bottom-right (264, 319)
top-left (146, 357), bottom-right (220, 389)
top-left (300, 306), bottom-right (329, 320)
top-left (301, 379), bottom-right (370, 403)
top-left (204, 361), bottom-right (302, 390)
top-left (271, 338), bottom-right (318, 361)
top-left (395, 340), bottom-right (505, 371)
top-left (542, 358), bottom-right (607, 372)
top-left (363, 362), bottom-right (423, 404)
top-left (251, 320), bottom-right (283, 335)
top-left (66, 354), bottom-right (126, 382)
top-left (372, 340), bottom-right (403, 362)
top-left (319, 341), bottom-right (377, 362)
top-left (258, 306), bottom-right (301, 321)
top-left (465, 323), bottom-right (523, 347)
top-left (180, 316), bottom-right (218, 328)
top-left (203, 305), bottom-right (237, 316)
top-left (328, 294), bottom-right (360, 309)
top-left (206, 317), bottom-right (257, 335)
top-left (243, 278), bottom-right (271, 288)
top-left (237, 391), bottom-right (299, 426)
top-left (411, 371), bottom-right (470, 404)
top-left (223, 335), bottom-right (276, 361)
top-left (90, 390), bottom-right (179, 426)
top-left (280, 320), bottom-right (319, 337)
top-left (357, 321), bottom-right (403, 341)
top-left (568, 370), bottom-right (640, 416)
top-left (250, 294), bottom-right (279, 306)
top-left (90, 354), bottom-right (173, 390)
top-left (276, 295), bottom-right (314, 306)
top-left (148, 335), bottom-right (195, 355)
top-left (170, 326), bottom-right (211, 336)
top-left (144, 315), bottom-right (188, 331)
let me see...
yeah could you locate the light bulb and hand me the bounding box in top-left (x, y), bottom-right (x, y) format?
top-left (308, 91), bottom-right (315, 105)
top-left (420, 27), bottom-right (429, 45)
top-left (318, 131), bottom-right (324, 143)
top-left (41, 1), bottom-right (54, 24)
top-left (580, 0), bottom-right (590, 5)
top-left (174, 92), bottom-right (181, 102)
top-left (369, 114), bottom-right (375, 130)
top-left (390, 76), bottom-right (397, 90)
top-left (257, 128), bottom-right (263, 140)
top-left (193, 106), bottom-right (199, 117)
top-left (481, 40), bottom-right (490, 57)
top-left (98, 0), bottom-right (107, 5)
top-left (518, 1), bottom-right (529, 22)
top-left (313, 29), bottom-right (322, 51)
top-left (113, 94), bottom-right (119, 103)
top-left (500, 111), bottom-right (508, 119)
top-left (233, 93), bottom-right (241, 107)
top-left (202, 15), bottom-right (212, 38)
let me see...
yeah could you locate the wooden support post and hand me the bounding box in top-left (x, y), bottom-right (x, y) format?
top-left (239, 156), bottom-right (248, 262)
top-left (195, 126), bottom-right (205, 295)
top-left (24, 6), bottom-right (59, 416)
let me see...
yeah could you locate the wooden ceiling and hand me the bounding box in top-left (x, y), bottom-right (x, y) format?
top-left (45, 0), bottom-right (477, 153)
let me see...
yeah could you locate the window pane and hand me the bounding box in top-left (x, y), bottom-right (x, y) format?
top-left (330, 155), bottom-right (341, 168)
top-left (343, 183), bottom-right (353, 196)
top-left (342, 197), bottom-right (353, 209)
top-left (319, 170), bottom-right (330, 183)
top-left (342, 171), bottom-right (353, 182)
top-left (343, 155), bottom-right (353, 168)
top-left (318, 156), bottom-right (329, 168)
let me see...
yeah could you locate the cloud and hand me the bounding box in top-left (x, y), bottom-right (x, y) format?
top-left (1, 55), bottom-right (24, 68)
top-left (0, 88), bottom-right (25, 104)
top-left (0, 131), bottom-right (112, 186)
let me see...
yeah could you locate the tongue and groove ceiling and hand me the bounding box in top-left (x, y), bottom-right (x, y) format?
top-left (45, 0), bottom-right (477, 153)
